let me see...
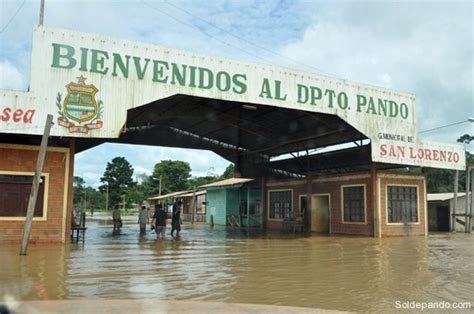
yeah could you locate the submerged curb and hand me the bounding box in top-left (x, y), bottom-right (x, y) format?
top-left (10, 299), bottom-right (349, 314)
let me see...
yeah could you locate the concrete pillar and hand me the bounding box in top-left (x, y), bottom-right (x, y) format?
top-left (371, 163), bottom-right (379, 237)
top-left (261, 177), bottom-right (267, 230)
top-left (306, 173), bottom-right (312, 232)
top-left (452, 170), bottom-right (459, 232)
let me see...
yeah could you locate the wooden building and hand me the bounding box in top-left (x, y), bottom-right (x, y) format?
top-left (0, 144), bottom-right (73, 243)
top-left (147, 190), bottom-right (206, 222)
top-left (202, 178), bottom-right (261, 227)
top-left (427, 192), bottom-right (472, 232)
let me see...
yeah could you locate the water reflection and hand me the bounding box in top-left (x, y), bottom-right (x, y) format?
top-left (0, 216), bottom-right (472, 312)
top-left (0, 244), bottom-right (69, 300)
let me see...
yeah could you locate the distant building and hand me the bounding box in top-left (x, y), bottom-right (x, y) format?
top-left (427, 193), bottom-right (472, 232)
top-left (201, 178), bottom-right (261, 228)
top-left (147, 190), bottom-right (206, 222)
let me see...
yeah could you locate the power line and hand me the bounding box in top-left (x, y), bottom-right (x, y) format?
top-left (139, 1), bottom-right (274, 65)
top-left (162, 0), bottom-right (334, 76)
top-left (0, 0), bottom-right (26, 34)
top-left (418, 119), bottom-right (473, 134)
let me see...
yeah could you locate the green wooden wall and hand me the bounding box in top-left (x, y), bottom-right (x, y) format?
top-left (205, 185), bottom-right (262, 227)
top-left (206, 188), bottom-right (227, 225)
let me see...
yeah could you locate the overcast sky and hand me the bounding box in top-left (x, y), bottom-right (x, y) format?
top-left (1, 0), bottom-right (472, 187)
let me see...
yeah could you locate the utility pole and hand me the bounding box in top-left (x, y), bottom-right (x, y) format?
top-left (20, 114), bottom-right (53, 255)
top-left (159, 175), bottom-right (162, 196)
top-left (83, 189), bottom-right (87, 212)
top-left (39, 0), bottom-right (45, 26)
top-left (105, 184), bottom-right (109, 212)
top-left (466, 167), bottom-right (472, 233)
top-left (452, 170), bottom-right (459, 232)
top-left (192, 187), bottom-right (197, 224)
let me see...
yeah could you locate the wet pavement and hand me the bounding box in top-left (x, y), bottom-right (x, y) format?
top-left (1, 213), bottom-right (473, 312)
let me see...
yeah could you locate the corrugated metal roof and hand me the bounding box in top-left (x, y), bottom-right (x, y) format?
top-left (179, 190), bottom-right (206, 198)
top-left (427, 192), bottom-right (467, 202)
top-left (147, 190), bottom-right (189, 201)
top-left (199, 178), bottom-right (254, 188)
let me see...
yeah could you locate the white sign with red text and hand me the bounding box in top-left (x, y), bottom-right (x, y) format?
top-left (373, 139), bottom-right (465, 171)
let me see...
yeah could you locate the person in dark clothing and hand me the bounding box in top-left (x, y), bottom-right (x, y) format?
top-left (112, 205), bottom-right (122, 231)
top-left (171, 199), bottom-right (182, 237)
top-left (152, 203), bottom-right (167, 239)
top-left (138, 205), bottom-right (149, 235)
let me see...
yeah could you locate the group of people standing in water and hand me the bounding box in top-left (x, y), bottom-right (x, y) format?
top-left (112, 199), bottom-right (183, 239)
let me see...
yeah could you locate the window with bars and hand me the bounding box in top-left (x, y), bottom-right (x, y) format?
top-left (0, 174), bottom-right (45, 217)
top-left (269, 190), bottom-right (292, 219)
top-left (342, 186), bottom-right (365, 223)
top-left (387, 186), bottom-right (418, 223)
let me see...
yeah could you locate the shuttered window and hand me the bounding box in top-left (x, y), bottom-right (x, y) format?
top-left (387, 186), bottom-right (418, 223)
top-left (269, 190), bottom-right (292, 219)
top-left (342, 185), bottom-right (365, 223)
top-left (0, 175), bottom-right (45, 217)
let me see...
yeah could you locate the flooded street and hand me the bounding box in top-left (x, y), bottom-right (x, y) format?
top-left (1, 215), bottom-right (473, 312)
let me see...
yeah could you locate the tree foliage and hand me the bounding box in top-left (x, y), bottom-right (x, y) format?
top-left (83, 186), bottom-right (106, 209)
top-left (73, 176), bottom-right (105, 209)
top-left (99, 157), bottom-right (135, 207)
top-left (457, 134), bottom-right (474, 145)
top-left (186, 163), bottom-right (235, 189)
top-left (125, 185), bottom-right (145, 207)
top-left (149, 160), bottom-right (191, 195)
top-left (73, 176), bottom-right (86, 205)
top-left (221, 163), bottom-right (235, 179)
top-left (188, 175), bottom-right (220, 189)
top-left (426, 151), bottom-right (473, 193)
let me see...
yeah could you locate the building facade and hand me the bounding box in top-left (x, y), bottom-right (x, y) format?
top-left (263, 171), bottom-right (427, 237)
top-left (0, 143), bottom-right (74, 243)
top-left (203, 178), bottom-right (261, 228)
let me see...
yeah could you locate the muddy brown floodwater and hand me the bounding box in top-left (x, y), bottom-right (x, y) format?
top-left (1, 215), bottom-right (473, 312)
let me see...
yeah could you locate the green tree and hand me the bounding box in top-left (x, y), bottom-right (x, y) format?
top-left (426, 152), bottom-right (473, 193)
top-left (125, 185), bottom-right (145, 208)
top-left (457, 134), bottom-right (474, 145)
top-left (221, 163), bottom-right (235, 179)
top-left (73, 176), bottom-right (86, 205)
top-left (130, 172), bottom-right (157, 200)
top-left (188, 175), bottom-right (220, 188)
top-left (138, 175), bottom-right (155, 199)
top-left (83, 186), bottom-right (106, 210)
top-left (149, 160), bottom-right (191, 195)
top-left (99, 157), bottom-right (135, 208)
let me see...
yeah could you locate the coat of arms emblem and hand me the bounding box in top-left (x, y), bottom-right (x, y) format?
top-left (56, 75), bottom-right (104, 134)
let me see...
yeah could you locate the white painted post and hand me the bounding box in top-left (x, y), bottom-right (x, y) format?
top-left (20, 114), bottom-right (53, 255)
top-left (452, 170), bottom-right (459, 232)
top-left (192, 188), bottom-right (196, 224)
top-left (466, 167), bottom-right (470, 233)
top-left (468, 167), bottom-right (473, 233)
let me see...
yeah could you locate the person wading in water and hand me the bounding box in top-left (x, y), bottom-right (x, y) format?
top-left (138, 205), bottom-right (149, 235)
top-left (112, 205), bottom-right (122, 231)
top-left (171, 199), bottom-right (182, 237)
top-left (152, 203), bottom-right (167, 240)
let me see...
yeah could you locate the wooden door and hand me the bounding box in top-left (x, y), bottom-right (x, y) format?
top-left (311, 195), bottom-right (330, 232)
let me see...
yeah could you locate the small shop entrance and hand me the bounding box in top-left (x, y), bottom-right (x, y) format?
top-left (311, 194), bottom-right (330, 233)
top-left (436, 206), bottom-right (450, 232)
